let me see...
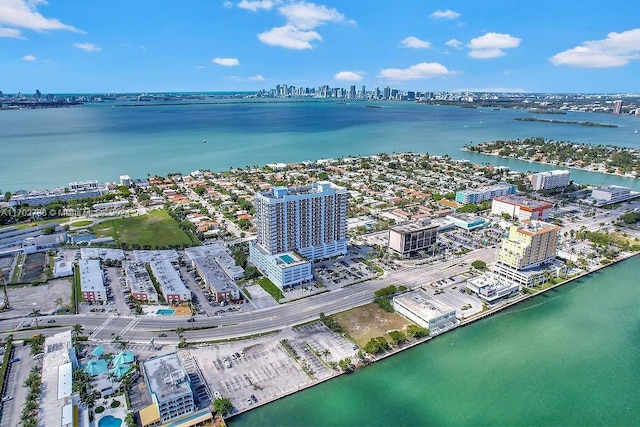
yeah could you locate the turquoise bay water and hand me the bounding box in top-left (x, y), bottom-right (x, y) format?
top-left (2, 100), bottom-right (640, 191)
top-left (2, 99), bottom-right (639, 425)
top-left (232, 258), bottom-right (640, 426)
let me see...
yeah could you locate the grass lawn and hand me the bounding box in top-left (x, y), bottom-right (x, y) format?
top-left (92, 210), bottom-right (193, 248)
top-left (333, 303), bottom-right (413, 348)
top-left (10, 253), bottom-right (24, 283)
top-left (257, 277), bottom-right (284, 302)
top-left (69, 220), bottom-right (93, 227)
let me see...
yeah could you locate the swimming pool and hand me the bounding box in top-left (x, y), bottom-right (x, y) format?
top-left (98, 415), bottom-right (122, 427)
top-left (280, 254), bottom-right (296, 264)
top-left (156, 309), bottom-right (175, 315)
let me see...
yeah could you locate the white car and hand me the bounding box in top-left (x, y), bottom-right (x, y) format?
top-left (214, 391), bottom-right (222, 399)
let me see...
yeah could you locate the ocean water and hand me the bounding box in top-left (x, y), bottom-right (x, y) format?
top-left (231, 257), bottom-right (640, 426)
top-left (1, 100), bottom-right (640, 191)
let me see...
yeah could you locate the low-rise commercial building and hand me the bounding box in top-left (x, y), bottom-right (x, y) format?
top-left (445, 213), bottom-right (487, 230)
top-left (590, 185), bottom-right (639, 206)
top-left (123, 261), bottom-right (158, 303)
top-left (78, 259), bottom-right (107, 303)
top-left (491, 195), bottom-right (553, 221)
top-left (149, 260), bottom-right (191, 304)
top-left (248, 243), bottom-right (313, 289)
top-left (465, 272), bottom-right (521, 302)
top-left (393, 289), bottom-right (458, 334)
top-left (388, 218), bottom-right (439, 258)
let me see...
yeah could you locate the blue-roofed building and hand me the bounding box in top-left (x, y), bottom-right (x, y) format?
top-left (455, 183), bottom-right (516, 205)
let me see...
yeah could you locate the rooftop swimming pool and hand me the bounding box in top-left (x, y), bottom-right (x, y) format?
top-left (156, 309), bottom-right (175, 315)
top-left (280, 254), bottom-right (296, 264)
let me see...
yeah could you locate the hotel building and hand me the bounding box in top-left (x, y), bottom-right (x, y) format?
top-left (249, 181), bottom-right (348, 288)
top-left (528, 170), bottom-right (570, 191)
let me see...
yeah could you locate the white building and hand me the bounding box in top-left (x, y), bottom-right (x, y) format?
top-left (465, 272), bottom-right (521, 302)
top-left (529, 170), bottom-right (570, 191)
top-left (393, 289), bottom-right (458, 334)
top-left (123, 261), bottom-right (158, 303)
top-left (591, 185), bottom-right (638, 206)
top-left (250, 181), bottom-right (348, 288)
top-left (78, 259), bottom-right (107, 303)
top-left (491, 195), bottom-right (553, 221)
top-left (119, 175), bottom-right (132, 187)
top-left (142, 353), bottom-right (195, 423)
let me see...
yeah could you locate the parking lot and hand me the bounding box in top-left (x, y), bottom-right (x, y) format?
top-left (191, 323), bottom-right (358, 414)
top-left (314, 257), bottom-right (377, 290)
top-left (1, 277), bottom-right (73, 320)
top-left (0, 344), bottom-right (35, 427)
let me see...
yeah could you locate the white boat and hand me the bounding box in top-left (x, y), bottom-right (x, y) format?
top-left (202, 139), bottom-right (208, 143)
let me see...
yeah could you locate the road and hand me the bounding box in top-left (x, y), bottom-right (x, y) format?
top-left (0, 248), bottom-right (496, 344)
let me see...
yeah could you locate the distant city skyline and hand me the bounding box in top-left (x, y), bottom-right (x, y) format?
top-left (0, 0), bottom-right (639, 93)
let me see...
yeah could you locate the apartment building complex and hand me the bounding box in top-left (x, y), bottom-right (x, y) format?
top-left (249, 181), bottom-right (348, 288)
top-left (455, 183), bottom-right (516, 205)
top-left (528, 170), bottom-right (570, 191)
top-left (491, 195), bottom-right (553, 221)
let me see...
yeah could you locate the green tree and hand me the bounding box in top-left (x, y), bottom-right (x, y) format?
top-left (213, 397), bottom-right (233, 416)
top-left (406, 324), bottom-right (430, 338)
top-left (388, 330), bottom-right (406, 346)
top-left (4, 192), bottom-right (11, 202)
top-left (471, 260), bottom-right (487, 270)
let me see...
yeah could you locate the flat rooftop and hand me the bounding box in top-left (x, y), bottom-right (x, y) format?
top-left (185, 244), bottom-right (244, 280)
top-left (390, 219), bottom-right (437, 234)
top-left (81, 247), bottom-right (125, 261)
top-left (123, 261), bottom-right (158, 297)
top-left (143, 353), bottom-right (191, 403)
top-left (394, 289), bottom-right (456, 321)
top-left (149, 260), bottom-right (190, 297)
top-left (78, 259), bottom-right (106, 293)
top-left (494, 195), bottom-right (552, 209)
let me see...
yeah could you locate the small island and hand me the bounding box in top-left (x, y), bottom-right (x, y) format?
top-left (464, 137), bottom-right (640, 177)
top-left (514, 117), bottom-right (618, 127)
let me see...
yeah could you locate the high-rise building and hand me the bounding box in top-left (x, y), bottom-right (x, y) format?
top-left (361, 85), bottom-right (366, 99)
top-left (249, 181), bottom-right (348, 288)
top-left (349, 85), bottom-right (356, 99)
top-left (528, 170), bottom-right (570, 191)
top-left (383, 86), bottom-right (391, 100)
top-left (496, 220), bottom-right (559, 270)
top-left (613, 100), bottom-right (623, 115)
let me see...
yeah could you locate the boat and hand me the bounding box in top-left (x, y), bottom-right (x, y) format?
top-left (634, 130), bottom-right (638, 134)
top-left (202, 139), bottom-right (208, 143)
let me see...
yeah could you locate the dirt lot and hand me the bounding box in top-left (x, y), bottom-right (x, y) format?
top-left (333, 303), bottom-right (414, 347)
top-left (20, 252), bottom-right (46, 282)
top-left (4, 277), bottom-right (72, 317)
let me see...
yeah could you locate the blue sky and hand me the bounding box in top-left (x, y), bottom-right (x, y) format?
top-left (1, 0), bottom-right (639, 93)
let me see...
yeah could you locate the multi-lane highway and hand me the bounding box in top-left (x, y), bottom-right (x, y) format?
top-left (0, 248), bottom-right (497, 344)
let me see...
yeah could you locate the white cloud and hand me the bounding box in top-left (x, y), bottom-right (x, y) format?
top-left (550, 28), bottom-right (640, 68)
top-left (212, 57), bottom-right (240, 66)
top-left (223, 1), bottom-right (233, 8)
top-left (249, 74), bottom-right (265, 81)
top-left (378, 62), bottom-right (453, 81)
top-left (22, 54), bottom-right (36, 61)
top-left (468, 48), bottom-right (505, 59)
top-left (74, 42), bottom-right (102, 52)
top-left (467, 32), bottom-right (521, 59)
top-left (0, 0), bottom-right (81, 34)
top-left (196, 65), bottom-right (206, 69)
top-left (430, 9), bottom-right (460, 20)
top-left (120, 43), bottom-right (146, 51)
top-left (278, 1), bottom-right (344, 30)
top-left (0, 26), bottom-right (23, 38)
top-left (258, 24), bottom-right (321, 49)
top-left (445, 39), bottom-right (463, 49)
top-left (237, 0), bottom-right (278, 11)
top-left (399, 36), bottom-right (431, 49)
top-left (334, 71), bottom-right (363, 81)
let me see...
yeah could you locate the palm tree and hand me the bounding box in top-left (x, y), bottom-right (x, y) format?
top-left (175, 327), bottom-right (185, 338)
top-left (72, 323), bottom-right (84, 337)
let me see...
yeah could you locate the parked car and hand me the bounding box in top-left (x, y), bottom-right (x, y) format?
top-left (158, 333), bottom-right (167, 337)
top-left (47, 319), bottom-right (56, 323)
